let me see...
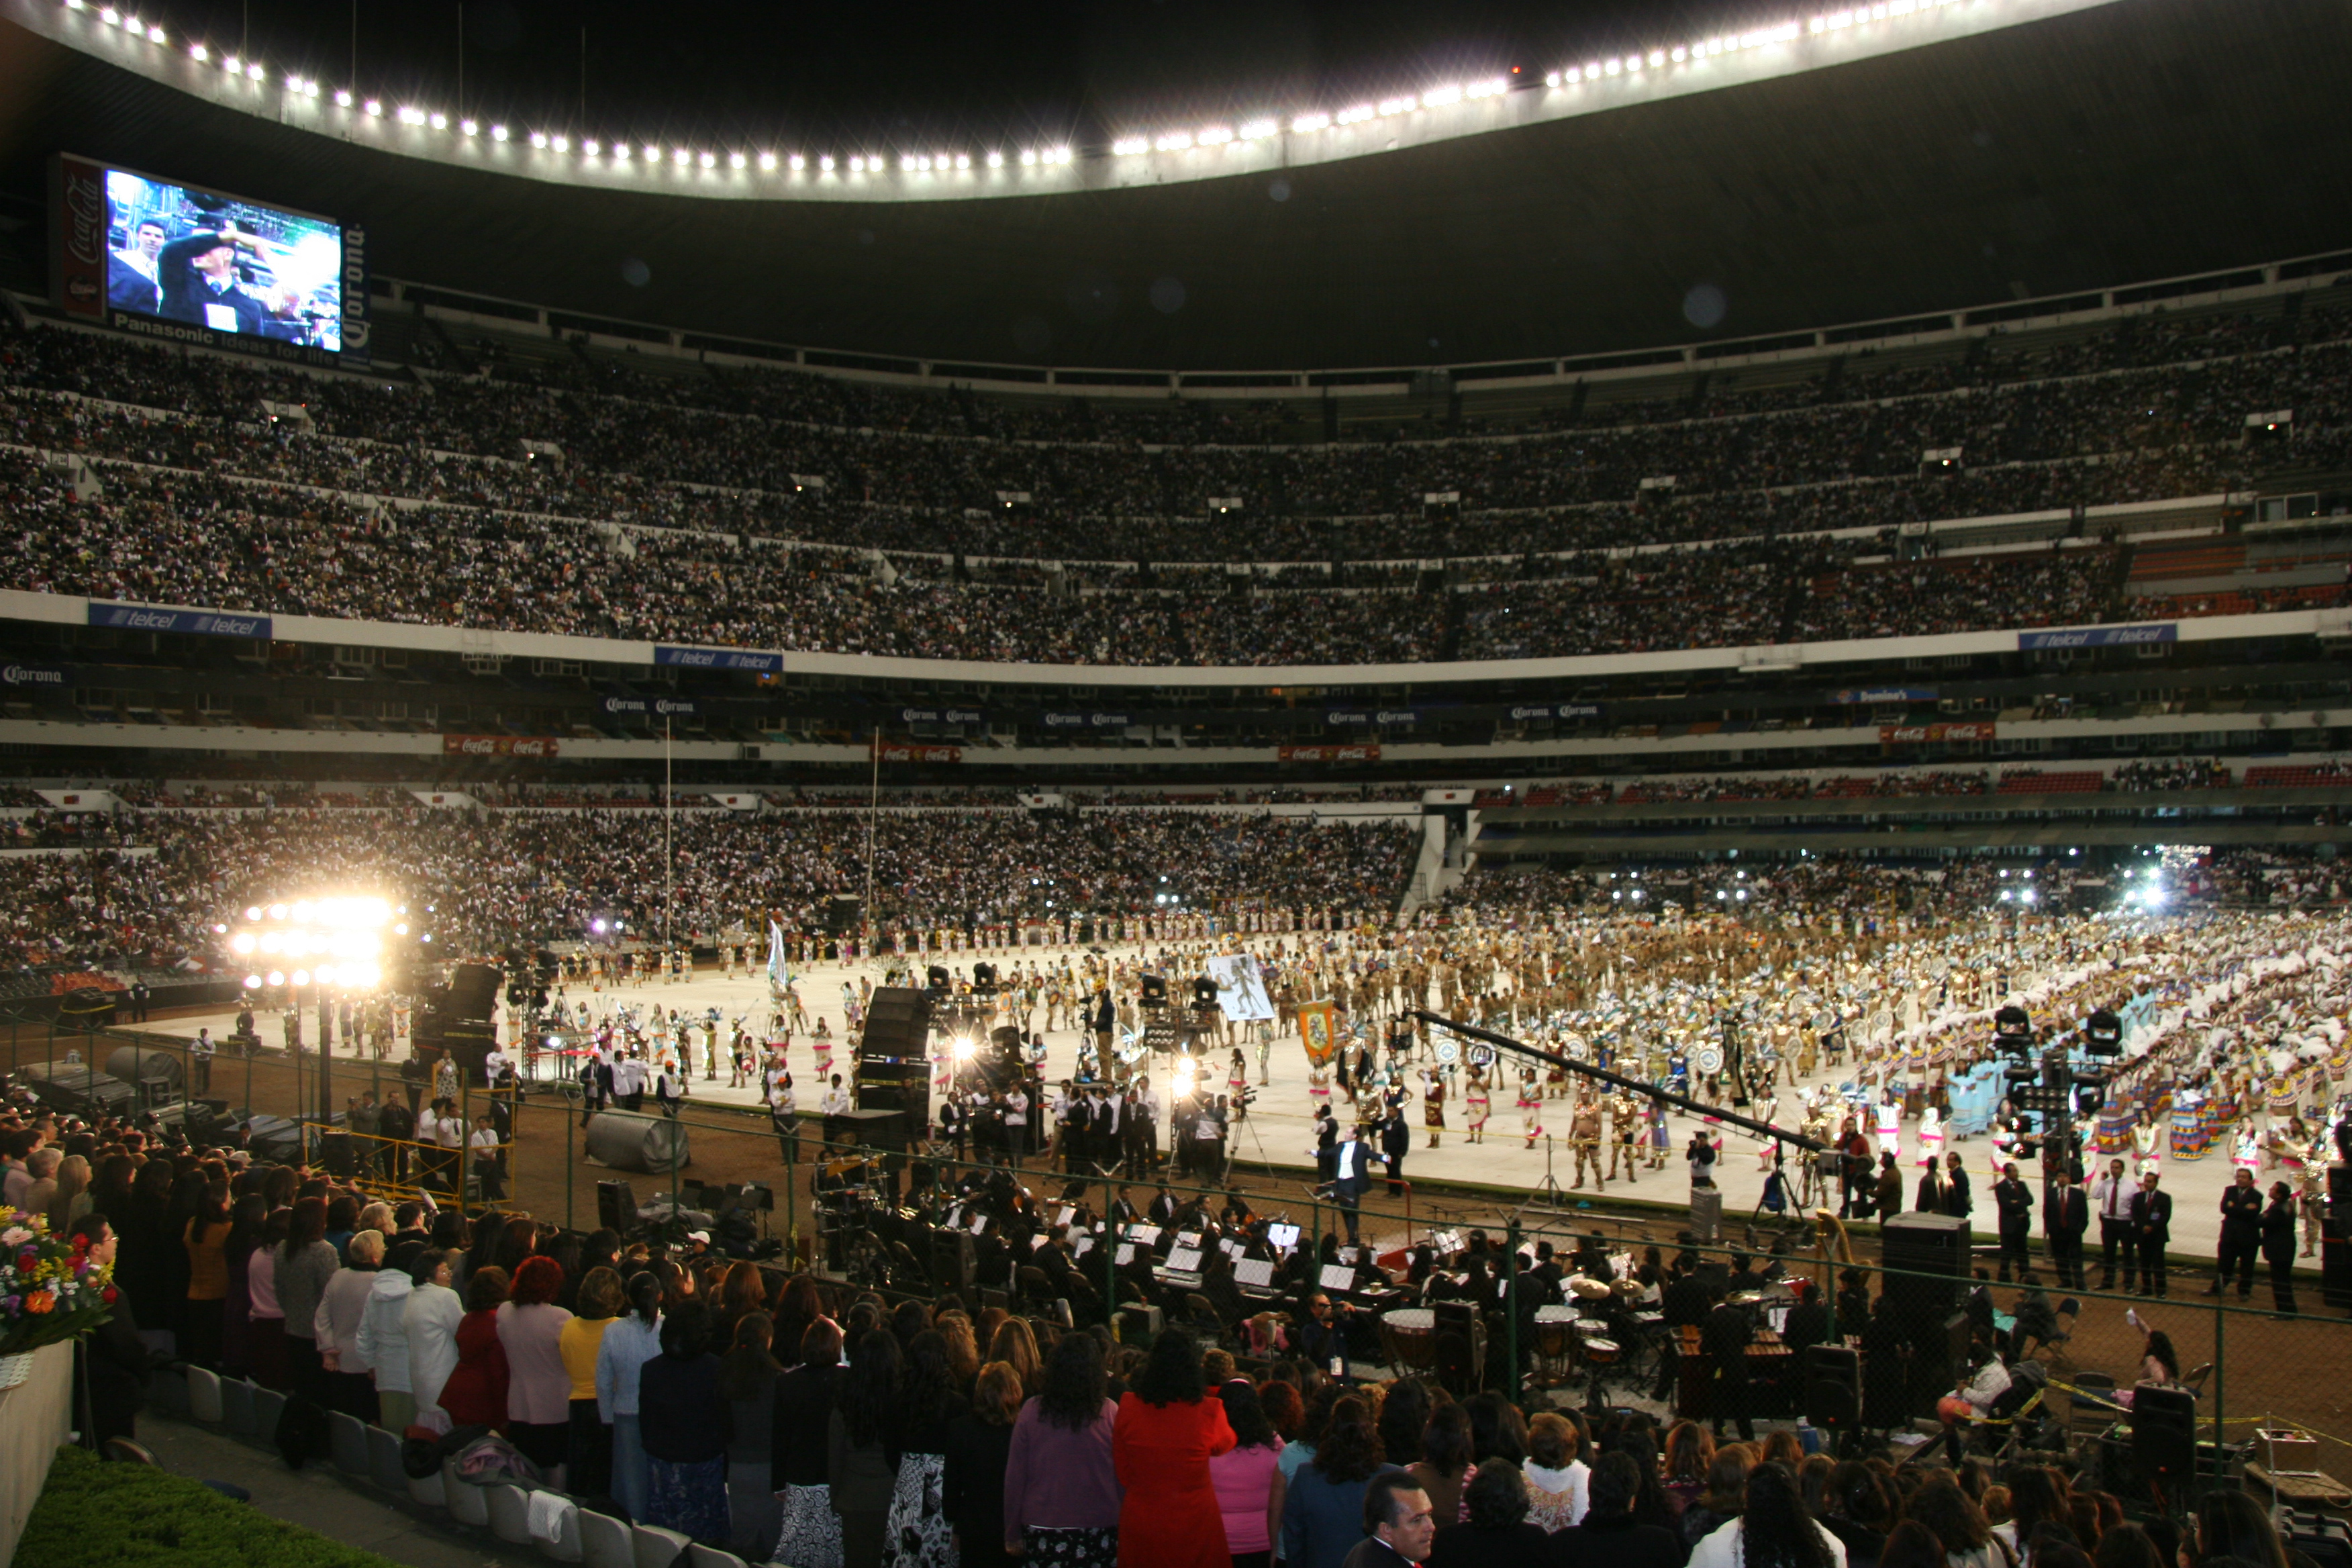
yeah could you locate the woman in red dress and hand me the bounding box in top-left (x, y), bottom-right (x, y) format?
top-left (438, 1265), bottom-right (512, 1430)
top-left (1111, 1329), bottom-right (1236, 1568)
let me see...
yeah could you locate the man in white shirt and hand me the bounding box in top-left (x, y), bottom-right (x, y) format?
top-left (819, 1073), bottom-right (852, 1154)
top-left (611, 1052), bottom-right (646, 1111)
top-left (2090, 1155), bottom-right (2133, 1291)
top-left (1004, 1086), bottom-right (1030, 1165)
top-left (189, 1028), bottom-right (215, 1093)
top-left (1935, 1348), bottom-right (2012, 1465)
top-left (469, 1112), bottom-right (506, 1202)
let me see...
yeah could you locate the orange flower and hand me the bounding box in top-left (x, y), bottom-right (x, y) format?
top-left (23, 1291), bottom-right (52, 1314)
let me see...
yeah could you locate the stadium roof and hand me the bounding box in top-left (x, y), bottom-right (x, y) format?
top-left (4, 0), bottom-right (2351, 371)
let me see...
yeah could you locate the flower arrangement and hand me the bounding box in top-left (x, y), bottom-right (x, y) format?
top-left (0, 1205), bottom-right (117, 1357)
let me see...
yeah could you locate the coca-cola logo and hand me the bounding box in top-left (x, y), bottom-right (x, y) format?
top-left (62, 165), bottom-right (105, 266)
top-left (66, 275), bottom-right (99, 302)
top-left (454, 736), bottom-right (496, 754)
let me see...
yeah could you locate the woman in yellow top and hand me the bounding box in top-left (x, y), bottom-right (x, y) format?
top-left (183, 1178), bottom-right (234, 1367)
top-left (560, 1267), bottom-right (627, 1499)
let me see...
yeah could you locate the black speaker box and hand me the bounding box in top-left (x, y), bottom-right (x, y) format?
top-left (2132, 1385), bottom-right (2198, 1483)
top-left (2321, 1217), bottom-right (2352, 1310)
top-left (932, 1227), bottom-right (976, 1294)
top-left (1881, 1212), bottom-right (1972, 1277)
top-left (828, 1106), bottom-right (908, 1150)
top-left (863, 988), bottom-right (930, 1057)
top-left (448, 962), bottom-right (503, 1019)
top-left (318, 1130), bottom-right (354, 1177)
top-left (858, 1079), bottom-right (931, 1126)
top-left (597, 1179), bottom-right (639, 1235)
top-left (1904, 1310), bottom-right (1971, 1416)
top-left (1803, 1344), bottom-right (1861, 1430)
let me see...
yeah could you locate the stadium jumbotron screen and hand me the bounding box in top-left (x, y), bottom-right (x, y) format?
top-left (52, 153), bottom-right (367, 364)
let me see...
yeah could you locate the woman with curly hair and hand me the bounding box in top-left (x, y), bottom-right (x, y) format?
top-left (498, 1255), bottom-right (575, 1479)
top-left (1113, 1329), bottom-right (1238, 1568)
top-left (1281, 1392), bottom-right (1389, 1568)
top-left (1006, 1332), bottom-right (1124, 1568)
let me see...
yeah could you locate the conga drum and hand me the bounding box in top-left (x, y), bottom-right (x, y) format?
top-left (1534, 1304), bottom-right (1577, 1386)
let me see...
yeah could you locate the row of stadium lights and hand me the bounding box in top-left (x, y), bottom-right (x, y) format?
top-left (70, 0), bottom-right (1973, 177)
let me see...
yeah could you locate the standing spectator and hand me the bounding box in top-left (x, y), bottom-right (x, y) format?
top-left (275, 1197), bottom-right (340, 1404)
top-left (217, 1193), bottom-right (266, 1380)
top-left (1679, 1448), bottom-right (1754, 1552)
top-left (1687, 1463), bottom-right (1847, 1568)
top-left (1005, 1330), bottom-right (1124, 1568)
top-left (943, 1361), bottom-right (1021, 1568)
top-left (499, 1255), bottom-right (575, 1481)
top-left (181, 1178), bottom-right (232, 1368)
top-left (561, 1267), bottom-right (624, 1500)
top-left (69, 1214), bottom-right (152, 1452)
top-left (1551, 1453), bottom-right (1684, 1568)
top-left (1283, 1393), bottom-right (1391, 1568)
top-left (2208, 1169), bottom-right (2263, 1300)
top-left (1211, 1379), bottom-right (1287, 1568)
top-left (1661, 1422), bottom-right (1713, 1521)
top-left (403, 1248), bottom-right (465, 1429)
top-left (244, 1207), bottom-right (291, 1392)
top-left (2261, 1181), bottom-right (2300, 1313)
top-left (439, 1265), bottom-right (511, 1431)
top-left (315, 1229), bottom-right (385, 1422)
top-left (1426, 1458), bottom-right (1549, 1568)
top-left (774, 1316), bottom-right (849, 1568)
top-left (722, 1312), bottom-right (784, 1562)
top-left (597, 1271), bottom-right (665, 1520)
top-left (889, 1330), bottom-right (970, 1568)
top-left (829, 1329), bottom-right (905, 1568)
top-left (1115, 1328), bottom-right (1239, 1568)
top-left (1522, 1411), bottom-right (1589, 1532)
top-left (1408, 1403), bottom-right (1475, 1530)
top-left (45, 1153), bottom-right (91, 1238)
top-left (354, 1245), bottom-right (415, 1431)
top-left (640, 1301), bottom-right (734, 1546)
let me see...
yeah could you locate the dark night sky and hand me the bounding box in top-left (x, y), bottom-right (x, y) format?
top-left (145, 0), bottom-right (1765, 153)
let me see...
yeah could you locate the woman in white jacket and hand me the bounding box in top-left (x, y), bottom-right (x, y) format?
top-left (355, 1263), bottom-right (416, 1432)
top-left (1688, 1463), bottom-right (1848, 1568)
top-left (402, 1248), bottom-right (466, 1432)
top-left (315, 1230), bottom-right (385, 1422)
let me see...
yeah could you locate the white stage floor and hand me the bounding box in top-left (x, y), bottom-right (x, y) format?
top-left (168, 944), bottom-right (2321, 1274)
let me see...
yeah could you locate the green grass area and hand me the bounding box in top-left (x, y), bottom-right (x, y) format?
top-left (17, 1445), bottom-right (404, 1568)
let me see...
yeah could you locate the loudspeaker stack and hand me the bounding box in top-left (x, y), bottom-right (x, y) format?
top-left (1880, 1213), bottom-right (1972, 1415)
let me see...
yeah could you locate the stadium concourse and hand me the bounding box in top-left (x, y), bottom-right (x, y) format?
top-left (162, 891), bottom-right (2347, 1273)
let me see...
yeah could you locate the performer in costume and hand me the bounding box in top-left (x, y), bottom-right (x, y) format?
top-left (1422, 1068), bottom-right (1447, 1148)
top-left (1916, 1105), bottom-right (1945, 1169)
top-left (1465, 1067), bottom-right (1491, 1144)
top-left (1519, 1071), bottom-right (1544, 1149)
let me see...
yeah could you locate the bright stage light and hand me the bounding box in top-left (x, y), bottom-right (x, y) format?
top-left (953, 1036), bottom-right (977, 1060)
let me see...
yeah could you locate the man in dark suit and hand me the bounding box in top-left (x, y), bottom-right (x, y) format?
top-left (1328, 1123), bottom-right (1373, 1243)
top-left (2044, 1165), bottom-right (2090, 1289)
top-left (1942, 1150), bottom-right (1973, 1220)
top-left (1312, 1106), bottom-right (1338, 1183)
top-left (2208, 1167), bottom-right (2264, 1300)
top-left (2129, 1169), bottom-right (2173, 1296)
top-left (1381, 1106), bottom-right (1412, 1196)
top-left (70, 1214), bottom-right (152, 1452)
top-left (1917, 1156), bottom-right (1955, 1217)
top-left (1700, 1286), bottom-right (1756, 1440)
top-left (1994, 1163), bottom-right (2036, 1283)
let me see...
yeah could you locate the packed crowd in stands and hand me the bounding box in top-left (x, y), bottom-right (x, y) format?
top-left (6, 307), bottom-right (2352, 663)
top-left (0, 808), bottom-right (1416, 975)
top-left (2111, 759), bottom-right (2233, 791)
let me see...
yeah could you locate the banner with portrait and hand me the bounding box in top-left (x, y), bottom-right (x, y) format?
top-left (1297, 999), bottom-right (1338, 1066)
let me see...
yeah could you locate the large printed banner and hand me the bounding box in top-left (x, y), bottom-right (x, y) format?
top-left (87, 601), bottom-right (271, 639)
top-left (654, 645), bottom-right (782, 672)
top-left (873, 742), bottom-right (962, 764)
top-left (1206, 953), bottom-right (1275, 1022)
top-left (2017, 623), bottom-right (2176, 650)
top-left (1297, 999), bottom-right (1339, 1066)
top-left (1879, 722), bottom-right (1996, 743)
top-left (1279, 744), bottom-right (1381, 763)
top-left (444, 734), bottom-right (561, 757)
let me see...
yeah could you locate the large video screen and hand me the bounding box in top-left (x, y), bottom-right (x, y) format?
top-left (54, 154), bottom-right (367, 364)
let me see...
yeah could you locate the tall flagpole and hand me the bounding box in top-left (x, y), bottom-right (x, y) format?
top-left (664, 716), bottom-right (673, 952)
top-left (864, 724), bottom-right (880, 961)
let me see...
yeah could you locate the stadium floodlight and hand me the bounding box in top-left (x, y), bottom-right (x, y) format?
top-left (954, 152), bottom-right (970, 168)
top-left (490, 123), bottom-right (508, 140)
top-left (848, 155), bottom-right (864, 171)
top-left (759, 150), bottom-right (778, 170)
top-left (1197, 126), bottom-right (1232, 145)
top-left (189, 43), bottom-right (205, 60)
top-left (820, 154), bottom-right (834, 170)
top-left (430, 111), bottom-right (447, 129)
top-left (583, 138), bottom-right (600, 154)
top-left (1018, 148), bottom-right (1035, 165)
top-left (401, 105), bottom-right (428, 125)
top-left (1379, 94), bottom-right (1417, 114)
top-left (1422, 84), bottom-right (1461, 106)
top-left (1050, 145), bottom-right (1071, 162)
top-left (147, 24), bottom-right (164, 42)
top-left (98, 5), bottom-right (116, 22)
top-left (459, 117), bottom-right (477, 135)
top-left (334, 88), bottom-right (352, 106)
top-left (1335, 104), bottom-right (1373, 125)
top-left (64, 0), bottom-right (83, 11)
top-left (1237, 117), bottom-right (1276, 140)
top-left (1112, 136), bottom-right (1148, 156)
top-left (1650, 49), bottom-right (1666, 65)
top-left (1673, 45), bottom-right (1688, 60)
top-left (642, 144), bottom-right (658, 161)
top-left (222, 52), bottom-right (238, 70)
top-left (985, 150), bottom-right (1002, 167)
top-left (246, 62), bottom-right (262, 79)
top-left (698, 150), bottom-right (715, 167)
top-left (729, 150), bottom-right (746, 168)
top-left (363, 97), bottom-right (383, 114)
top-left (1291, 111), bottom-right (1330, 132)
top-left (786, 152), bottom-right (803, 169)
top-left (1155, 131), bottom-right (1191, 151)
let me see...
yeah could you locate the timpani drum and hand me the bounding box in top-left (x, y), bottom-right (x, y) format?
top-left (1535, 1304), bottom-right (1577, 1359)
top-left (1575, 1326), bottom-right (1622, 1367)
top-left (1380, 1307), bottom-right (1438, 1371)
